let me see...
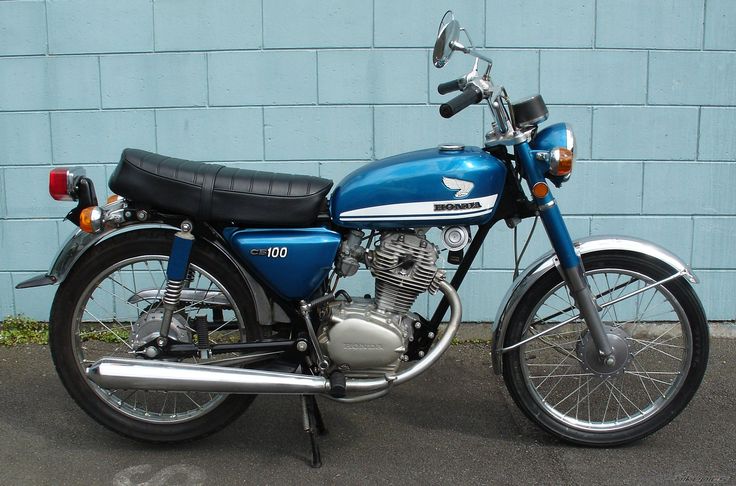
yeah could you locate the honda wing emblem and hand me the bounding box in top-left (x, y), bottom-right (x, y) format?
top-left (442, 177), bottom-right (473, 198)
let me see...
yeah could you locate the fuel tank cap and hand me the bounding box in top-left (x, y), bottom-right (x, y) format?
top-left (439, 143), bottom-right (465, 152)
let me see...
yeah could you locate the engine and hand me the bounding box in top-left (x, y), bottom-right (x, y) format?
top-left (319, 231), bottom-right (444, 375)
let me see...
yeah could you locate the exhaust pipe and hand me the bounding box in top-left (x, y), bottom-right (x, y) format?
top-left (86, 281), bottom-right (462, 396)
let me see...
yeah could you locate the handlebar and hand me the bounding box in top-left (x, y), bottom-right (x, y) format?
top-left (437, 77), bottom-right (464, 95)
top-left (439, 84), bottom-right (483, 118)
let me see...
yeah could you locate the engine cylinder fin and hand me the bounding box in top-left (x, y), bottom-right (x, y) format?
top-left (371, 232), bottom-right (442, 314)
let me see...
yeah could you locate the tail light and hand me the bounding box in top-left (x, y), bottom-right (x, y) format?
top-left (49, 167), bottom-right (86, 201)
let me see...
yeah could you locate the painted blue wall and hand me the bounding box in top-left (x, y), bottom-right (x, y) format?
top-left (1, 0), bottom-right (734, 322)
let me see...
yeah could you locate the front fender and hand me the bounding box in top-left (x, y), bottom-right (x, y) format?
top-left (15, 223), bottom-right (277, 326)
top-left (490, 235), bottom-right (698, 374)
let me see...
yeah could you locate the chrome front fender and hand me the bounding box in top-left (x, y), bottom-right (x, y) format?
top-left (490, 235), bottom-right (698, 374)
top-left (15, 223), bottom-right (278, 326)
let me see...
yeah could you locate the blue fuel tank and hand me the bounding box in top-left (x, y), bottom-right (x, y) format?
top-left (330, 146), bottom-right (507, 229)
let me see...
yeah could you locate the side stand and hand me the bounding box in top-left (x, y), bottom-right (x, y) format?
top-left (300, 395), bottom-right (327, 468)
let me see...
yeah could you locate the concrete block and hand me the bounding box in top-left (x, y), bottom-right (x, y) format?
top-left (695, 271), bottom-right (736, 321)
top-left (374, 0), bottom-right (484, 47)
top-left (0, 220), bottom-right (59, 272)
top-left (592, 107), bottom-right (698, 160)
top-left (486, 0), bottom-right (594, 48)
top-left (0, 273), bottom-right (13, 317)
top-left (319, 162), bottom-right (368, 189)
top-left (264, 107), bottom-right (372, 160)
top-left (263, 0), bottom-right (372, 48)
top-left (318, 50), bottom-right (427, 104)
top-left (100, 53), bottom-right (206, 108)
top-left (374, 105), bottom-right (483, 159)
top-left (0, 113), bottom-right (52, 166)
top-left (456, 270), bottom-right (515, 322)
top-left (154, 0), bottom-right (261, 51)
top-left (705, 0), bottom-right (736, 50)
top-left (430, 49), bottom-right (539, 104)
top-left (483, 217), bottom-right (590, 270)
top-left (12, 272), bottom-right (56, 321)
top-left (546, 106), bottom-right (592, 159)
top-left (47, 0), bottom-right (152, 54)
top-left (649, 52), bottom-right (736, 105)
top-left (591, 217), bottom-right (693, 265)
top-left (556, 161), bottom-right (643, 215)
top-left (155, 108), bottom-right (263, 161)
top-left (698, 108), bottom-right (736, 161)
top-left (692, 217), bottom-right (736, 269)
top-left (643, 162), bottom-right (736, 215)
top-left (0, 1), bottom-right (47, 55)
top-left (0, 57), bottom-right (99, 111)
top-left (541, 50), bottom-right (647, 104)
top-left (596, 0), bottom-right (703, 49)
top-left (4, 165), bottom-right (107, 219)
top-left (50, 111), bottom-right (156, 165)
top-left (209, 51), bottom-right (317, 106)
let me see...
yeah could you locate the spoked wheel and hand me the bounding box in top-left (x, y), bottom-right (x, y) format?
top-left (502, 252), bottom-right (709, 446)
top-left (50, 230), bottom-right (262, 442)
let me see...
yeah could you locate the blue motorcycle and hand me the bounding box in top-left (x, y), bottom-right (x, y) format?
top-left (19, 12), bottom-right (708, 462)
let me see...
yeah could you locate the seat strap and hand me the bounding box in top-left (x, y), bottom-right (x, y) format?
top-left (197, 164), bottom-right (224, 221)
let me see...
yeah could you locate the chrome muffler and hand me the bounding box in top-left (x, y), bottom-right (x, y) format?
top-left (86, 281), bottom-right (462, 396)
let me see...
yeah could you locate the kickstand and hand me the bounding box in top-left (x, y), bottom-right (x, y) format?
top-left (300, 395), bottom-right (327, 467)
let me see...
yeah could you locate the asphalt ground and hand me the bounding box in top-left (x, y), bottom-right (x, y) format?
top-left (0, 339), bottom-right (734, 486)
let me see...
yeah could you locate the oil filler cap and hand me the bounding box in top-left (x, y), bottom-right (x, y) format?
top-left (439, 144), bottom-right (465, 152)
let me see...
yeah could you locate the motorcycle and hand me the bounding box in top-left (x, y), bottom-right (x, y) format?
top-left (18, 11), bottom-right (708, 465)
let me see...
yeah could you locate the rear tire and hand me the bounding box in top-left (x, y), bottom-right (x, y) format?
top-left (50, 230), bottom-right (260, 443)
top-left (502, 252), bottom-right (709, 446)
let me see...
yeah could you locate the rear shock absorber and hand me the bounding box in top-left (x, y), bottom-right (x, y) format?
top-left (157, 220), bottom-right (195, 347)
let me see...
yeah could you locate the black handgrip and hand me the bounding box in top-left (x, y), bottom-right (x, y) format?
top-left (439, 85), bottom-right (483, 118)
top-left (437, 77), bottom-right (463, 95)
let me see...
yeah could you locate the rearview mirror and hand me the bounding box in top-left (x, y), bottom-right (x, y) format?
top-left (433, 12), bottom-right (460, 68)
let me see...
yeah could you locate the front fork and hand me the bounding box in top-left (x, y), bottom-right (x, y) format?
top-left (515, 143), bottom-right (615, 363)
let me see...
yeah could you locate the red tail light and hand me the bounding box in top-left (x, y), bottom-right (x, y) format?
top-left (49, 167), bottom-right (85, 201)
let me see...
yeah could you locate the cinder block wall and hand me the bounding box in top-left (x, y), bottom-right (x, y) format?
top-left (1, 0), bottom-right (734, 321)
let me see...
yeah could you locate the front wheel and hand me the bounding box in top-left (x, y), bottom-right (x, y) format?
top-left (502, 252), bottom-right (709, 446)
top-left (50, 230), bottom-right (261, 443)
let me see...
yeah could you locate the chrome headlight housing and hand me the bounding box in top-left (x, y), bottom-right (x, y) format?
top-left (530, 122), bottom-right (576, 186)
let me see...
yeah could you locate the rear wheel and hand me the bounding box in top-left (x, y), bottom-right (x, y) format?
top-left (502, 252), bottom-right (709, 446)
top-left (50, 230), bottom-right (261, 442)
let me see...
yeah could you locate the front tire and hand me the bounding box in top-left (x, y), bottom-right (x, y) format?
top-left (50, 230), bottom-right (260, 443)
top-left (502, 252), bottom-right (709, 446)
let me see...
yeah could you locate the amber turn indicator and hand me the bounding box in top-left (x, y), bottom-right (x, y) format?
top-left (532, 182), bottom-right (549, 198)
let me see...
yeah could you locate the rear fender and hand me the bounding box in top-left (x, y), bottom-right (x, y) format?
top-left (490, 235), bottom-right (698, 374)
top-left (14, 223), bottom-right (278, 326)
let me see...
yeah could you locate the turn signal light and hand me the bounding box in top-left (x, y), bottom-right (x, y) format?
top-left (549, 148), bottom-right (574, 177)
top-left (106, 194), bottom-right (121, 204)
top-left (79, 206), bottom-right (103, 233)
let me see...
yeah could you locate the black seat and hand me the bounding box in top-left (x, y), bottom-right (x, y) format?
top-left (109, 149), bottom-right (333, 226)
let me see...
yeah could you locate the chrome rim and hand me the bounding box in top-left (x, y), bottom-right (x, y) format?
top-left (72, 255), bottom-right (245, 424)
top-left (519, 268), bottom-right (692, 432)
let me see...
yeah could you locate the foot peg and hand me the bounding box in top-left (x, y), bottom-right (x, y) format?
top-left (329, 371), bottom-right (346, 398)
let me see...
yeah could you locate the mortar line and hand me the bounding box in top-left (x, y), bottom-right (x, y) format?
top-left (261, 106), bottom-right (266, 161)
top-left (43, 0), bottom-right (50, 56)
top-left (260, 0), bottom-right (265, 49)
top-left (701, 0), bottom-right (707, 50)
top-left (97, 56), bottom-right (103, 109)
top-left (151, 0), bottom-right (156, 51)
top-left (696, 106), bottom-right (702, 161)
